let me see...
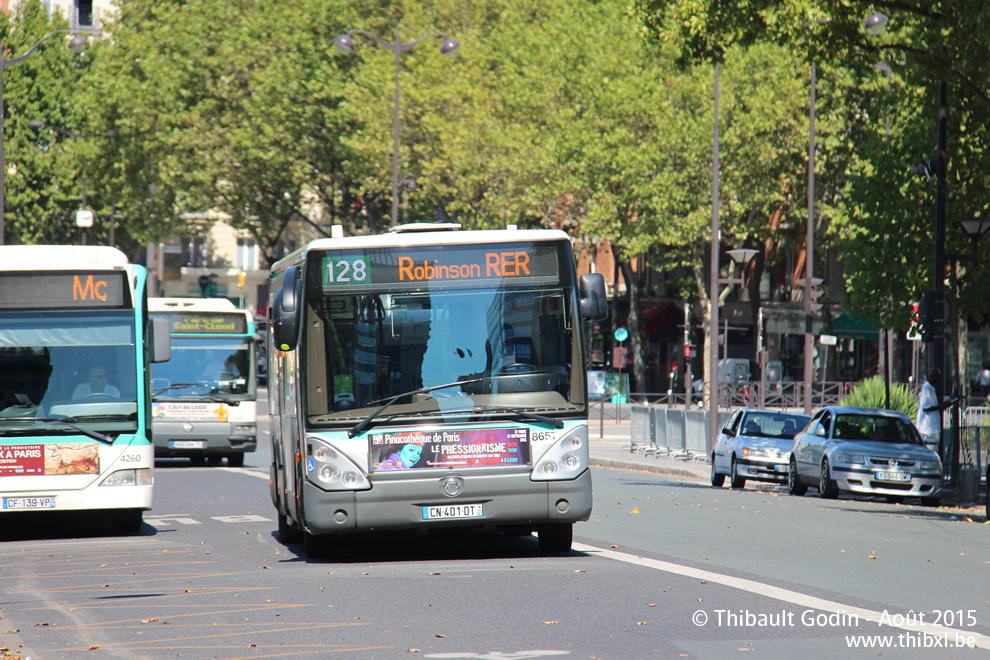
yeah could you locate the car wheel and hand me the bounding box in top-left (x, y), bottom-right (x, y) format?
top-left (819, 459), bottom-right (839, 499)
top-left (729, 456), bottom-right (746, 489)
top-left (788, 456), bottom-right (807, 496)
top-left (227, 453), bottom-right (245, 468)
top-left (711, 454), bottom-right (725, 488)
top-left (921, 496), bottom-right (941, 508)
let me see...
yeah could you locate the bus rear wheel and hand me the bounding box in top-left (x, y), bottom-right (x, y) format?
top-left (538, 523), bottom-right (573, 553)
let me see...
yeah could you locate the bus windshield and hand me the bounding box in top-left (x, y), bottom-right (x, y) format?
top-left (0, 311), bottom-right (138, 429)
top-left (151, 336), bottom-right (255, 399)
top-left (305, 285), bottom-right (583, 427)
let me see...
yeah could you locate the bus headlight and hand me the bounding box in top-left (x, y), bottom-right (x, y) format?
top-left (100, 468), bottom-right (153, 487)
top-left (532, 428), bottom-right (588, 481)
top-left (306, 437), bottom-right (370, 491)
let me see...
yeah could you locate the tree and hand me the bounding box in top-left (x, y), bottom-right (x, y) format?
top-left (1, 0), bottom-right (91, 245)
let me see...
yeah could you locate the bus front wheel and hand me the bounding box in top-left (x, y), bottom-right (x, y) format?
top-left (112, 509), bottom-right (144, 534)
top-left (538, 523), bottom-right (573, 553)
top-left (303, 530), bottom-right (333, 559)
top-left (277, 511), bottom-right (303, 544)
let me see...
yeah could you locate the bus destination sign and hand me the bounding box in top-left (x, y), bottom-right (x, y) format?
top-left (156, 312), bottom-right (247, 335)
top-left (0, 272), bottom-right (129, 310)
top-left (320, 244), bottom-right (560, 291)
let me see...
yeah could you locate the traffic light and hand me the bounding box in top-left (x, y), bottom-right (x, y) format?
top-left (917, 290), bottom-right (947, 342)
top-left (794, 277), bottom-right (823, 312)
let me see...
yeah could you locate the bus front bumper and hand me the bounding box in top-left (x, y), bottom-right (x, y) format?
top-left (302, 469), bottom-right (592, 535)
top-left (152, 421), bottom-right (257, 456)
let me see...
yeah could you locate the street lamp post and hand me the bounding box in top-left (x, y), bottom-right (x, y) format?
top-left (0, 31), bottom-right (87, 245)
top-left (804, 61), bottom-right (818, 416)
top-left (708, 62), bottom-right (722, 452)
top-left (333, 27), bottom-right (459, 227)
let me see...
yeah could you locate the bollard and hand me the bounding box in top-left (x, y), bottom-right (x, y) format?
top-left (957, 468), bottom-right (979, 504)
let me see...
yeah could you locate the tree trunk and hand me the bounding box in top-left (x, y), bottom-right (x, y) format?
top-left (618, 258), bottom-right (647, 394)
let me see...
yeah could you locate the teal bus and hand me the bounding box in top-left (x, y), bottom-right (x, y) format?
top-left (0, 246), bottom-right (170, 532)
top-left (267, 224), bottom-right (608, 557)
top-left (148, 298), bottom-right (258, 466)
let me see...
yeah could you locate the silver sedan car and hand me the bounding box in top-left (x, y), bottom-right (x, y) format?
top-left (788, 406), bottom-right (943, 506)
top-left (711, 409), bottom-right (811, 489)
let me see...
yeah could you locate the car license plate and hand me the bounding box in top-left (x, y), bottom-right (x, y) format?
top-left (171, 440), bottom-right (206, 449)
top-left (875, 471), bottom-right (911, 482)
top-left (3, 496), bottom-right (56, 510)
top-left (422, 504), bottom-right (484, 520)
top-left (775, 464), bottom-right (789, 473)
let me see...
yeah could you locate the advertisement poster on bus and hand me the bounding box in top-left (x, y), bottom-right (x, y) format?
top-left (370, 428), bottom-right (530, 470)
top-left (0, 443), bottom-right (99, 476)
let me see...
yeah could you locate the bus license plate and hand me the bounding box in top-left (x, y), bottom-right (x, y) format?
top-left (875, 471), bottom-right (911, 482)
top-left (3, 496), bottom-right (56, 510)
top-left (172, 440), bottom-right (206, 449)
top-left (422, 504), bottom-right (484, 520)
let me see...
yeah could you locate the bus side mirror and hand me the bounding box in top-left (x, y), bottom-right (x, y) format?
top-left (150, 317), bottom-right (171, 363)
top-left (272, 265), bottom-right (302, 351)
top-left (579, 273), bottom-right (608, 320)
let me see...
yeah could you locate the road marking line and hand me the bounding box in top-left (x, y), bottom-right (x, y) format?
top-left (573, 542), bottom-right (989, 647)
top-left (221, 467), bottom-right (269, 480)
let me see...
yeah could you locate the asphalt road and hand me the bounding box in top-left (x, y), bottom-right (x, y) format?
top-left (2, 407), bottom-right (990, 659)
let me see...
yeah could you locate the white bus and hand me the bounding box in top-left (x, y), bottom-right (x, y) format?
top-left (0, 246), bottom-right (170, 532)
top-left (148, 298), bottom-right (258, 466)
top-left (267, 224), bottom-right (608, 556)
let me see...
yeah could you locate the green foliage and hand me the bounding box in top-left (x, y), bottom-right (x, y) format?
top-left (840, 375), bottom-right (918, 419)
top-left (1, 0), bottom-right (92, 245)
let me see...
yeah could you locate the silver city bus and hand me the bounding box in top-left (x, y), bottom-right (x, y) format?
top-left (267, 223), bottom-right (607, 557)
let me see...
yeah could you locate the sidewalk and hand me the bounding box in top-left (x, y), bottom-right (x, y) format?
top-left (585, 414), bottom-right (981, 507)
top-left (587, 414), bottom-right (710, 481)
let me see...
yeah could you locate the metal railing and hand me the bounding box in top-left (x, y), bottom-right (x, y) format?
top-left (622, 380), bottom-right (862, 411)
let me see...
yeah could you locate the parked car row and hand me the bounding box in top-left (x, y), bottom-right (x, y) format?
top-left (711, 406), bottom-right (944, 507)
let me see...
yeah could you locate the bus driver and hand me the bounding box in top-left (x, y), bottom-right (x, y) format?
top-left (72, 365), bottom-right (120, 399)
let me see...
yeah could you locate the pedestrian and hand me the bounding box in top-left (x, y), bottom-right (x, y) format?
top-left (916, 368), bottom-right (953, 454)
top-left (973, 359), bottom-right (990, 398)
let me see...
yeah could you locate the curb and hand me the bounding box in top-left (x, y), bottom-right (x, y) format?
top-left (590, 456), bottom-right (706, 480)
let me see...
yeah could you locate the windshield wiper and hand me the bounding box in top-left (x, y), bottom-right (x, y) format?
top-left (153, 383), bottom-right (227, 402)
top-left (347, 378), bottom-right (482, 438)
top-left (467, 406), bottom-right (564, 428)
top-left (1, 416), bottom-right (115, 445)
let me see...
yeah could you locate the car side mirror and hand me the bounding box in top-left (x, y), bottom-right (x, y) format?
top-left (814, 425), bottom-right (827, 437)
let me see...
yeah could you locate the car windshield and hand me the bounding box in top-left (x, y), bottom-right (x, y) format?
top-left (832, 414), bottom-right (921, 444)
top-left (740, 412), bottom-right (810, 438)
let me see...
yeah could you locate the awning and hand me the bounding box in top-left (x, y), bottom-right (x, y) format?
top-left (641, 302), bottom-right (679, 334)
top-left (832, 313), bottom-right (879, 338)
